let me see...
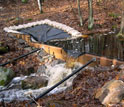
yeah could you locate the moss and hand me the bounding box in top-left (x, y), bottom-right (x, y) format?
top-left (112, 25), bottom-right (117, 29)
top-left (0, 67), bottom-right (15, 86)
top-left (0, 80), bottom-right (5, 86)
top-left (0, 46), bottom-right (9, 54)
top-left (27, 18), bottom-right (32, 21)
top-left (108, 13), bottom-right (120, 19)
top-left (21, 0), bottom-right (28, 3)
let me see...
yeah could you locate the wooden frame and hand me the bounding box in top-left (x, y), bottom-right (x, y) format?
top-left (10, 33), bottom-right (124, 66)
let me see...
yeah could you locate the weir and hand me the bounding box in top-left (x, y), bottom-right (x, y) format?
top-left (3, 19), bottom-right (124, 66)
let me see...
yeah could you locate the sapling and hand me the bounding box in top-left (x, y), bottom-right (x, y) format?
top-left (37, 0), bottom-right (44, 13)
top-left (88, 0), bottom-right (94, 30)
top-left (117, 9), bottom-right (124, 37)
top-left (116, 0), bottom-right (124, 38)
top-left (77, 0), bottom-right (83, 26)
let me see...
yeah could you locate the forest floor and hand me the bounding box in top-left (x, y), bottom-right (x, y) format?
top-left (0, 0), bottom-right (123, 106)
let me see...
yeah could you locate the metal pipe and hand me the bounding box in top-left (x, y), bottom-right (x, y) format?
top-left (29, 58), bottom-right (96, 105)
top-left (0, 48), bottom-right (40, 66)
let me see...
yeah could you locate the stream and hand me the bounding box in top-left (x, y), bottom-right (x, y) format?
top-left (0, 60), bottom-right (82, 102)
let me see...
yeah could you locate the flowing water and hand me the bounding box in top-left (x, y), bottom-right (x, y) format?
top-left (0, 61), bottom-right (82, 102)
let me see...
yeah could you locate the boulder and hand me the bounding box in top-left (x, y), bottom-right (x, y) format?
top-left (25, 67), bottom-right (35, 75)
top-left (37, 65), bottom-right (46, 73)
top-left (119, 64), bottom-right (124, 70)
top-left (65, 57), bottom-right (76, 68)
top-left (0, 46), bottom-right (9, 54)
top-left (95, 79), bottom-right (124, 106)
top-left (115, 70), bottom-right (124, 81)
top-left (21, 76), bottom-right (48, 89)
top-left (0, 7), bottom-right (3, 11)
top-left (0, 67), bottom-right (15, 86)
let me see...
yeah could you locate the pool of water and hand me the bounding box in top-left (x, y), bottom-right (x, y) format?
top-left (47, 33), bottom-right (124, 61)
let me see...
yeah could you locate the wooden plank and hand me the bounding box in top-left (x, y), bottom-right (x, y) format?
top-left (10, 33), bottom-right (124, 66)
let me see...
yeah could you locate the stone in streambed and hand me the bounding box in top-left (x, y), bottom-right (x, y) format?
top-left (21, 76), bottom-right (48, 89)
top-left (119, 64), bottom-right (124, 70)
top-left (0, 46), bottom-right (9, 54)
top-left (0, 67), bottom-right (15, 86)
top-left (95, 79), bottom-right (124, 106)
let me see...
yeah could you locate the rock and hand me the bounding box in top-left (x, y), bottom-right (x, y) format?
top-left (26, 67), bottom-right (35, 75)
top-left (0, 67), bottom-right (15, 86)
top-left (37, 49), bottom-right (48, 57)
top-left (95, 79), bottom-right (124, 106)
top-left (119, 64), bottom-right (124, 70)
top-left (0, 7), bottom-right (3, 11)
top-left (115, 70), bottom-right (124, 81)
top-left (50, 60), bottom-right (65, 67)
top-left (37, 49), bottom-right (49, 62)
top-left (65, 57), bottom-right (76, 68)
top-left (21, 76), bottom-right (48, 89)
top-left (0, 46), bottom-right (9, 54)
top-left (37, 65), bottom-right (46, 73)
top-left (18, 39), bottom-right (26, 45)
top-left (24, 47), bottom-right (33, 52)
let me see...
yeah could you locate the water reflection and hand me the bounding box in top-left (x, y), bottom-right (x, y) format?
top-left (47, 33), bottom-right (124, 61)
top-left (89, 34), bottom-right (124, 60)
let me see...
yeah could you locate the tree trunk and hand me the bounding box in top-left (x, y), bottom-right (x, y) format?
top-left (117, 0), bottom-right (124, 38)
top-left (37, 0), bottom-right (43, 13)
top-left (120, 11), bottom-right (124, 34)
top-left (88, 0), bottom-right (94, 30)
top-left (77, 0), bottom-right (83, 26)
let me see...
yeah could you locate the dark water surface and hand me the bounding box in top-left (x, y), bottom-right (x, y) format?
top-left (47, 33), bottom-right (124, 61)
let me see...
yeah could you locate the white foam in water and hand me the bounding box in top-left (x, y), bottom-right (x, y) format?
top-left (47, 63), bottom-right (72, 87)
top-left (0, 62), bottom-right (82, 102)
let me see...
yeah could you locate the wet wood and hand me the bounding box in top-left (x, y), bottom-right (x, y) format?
top-left (10, 33), bottom-right (124, 66)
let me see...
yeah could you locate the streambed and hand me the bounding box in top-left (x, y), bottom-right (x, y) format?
top-left (0, 64), bottom-right (121, 107)
top-left (0, 58), bottom-right (82, 103)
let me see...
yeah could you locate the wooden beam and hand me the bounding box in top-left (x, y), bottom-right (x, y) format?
top-left (10, 33), bottom-right (124, 66)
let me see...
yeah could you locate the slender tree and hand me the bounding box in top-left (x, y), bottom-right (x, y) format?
top-left (37, 0), bottom-right (44, 13)
top-left (88, 0), bottom-right (94, 30)
top-left (117, 0), bottom-right (124, 38)
top-left (77, 0), bottom-right (83, 26)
